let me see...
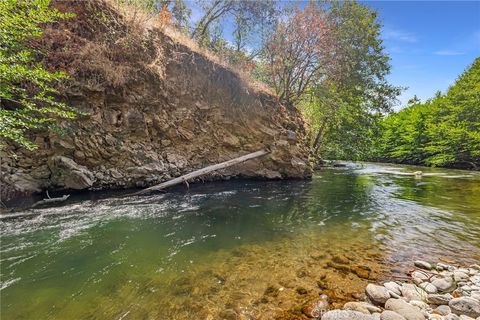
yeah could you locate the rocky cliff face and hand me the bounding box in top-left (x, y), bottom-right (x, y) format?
top-left (0, 0), bottom-right (311, 204)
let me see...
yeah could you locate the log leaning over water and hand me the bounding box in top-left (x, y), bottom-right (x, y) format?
top-left (32, 194), bottom-right (70, 208)
top-left (133, 149), bottom-right (269, 196)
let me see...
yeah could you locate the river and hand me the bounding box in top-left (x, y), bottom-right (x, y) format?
top-left (1, 163), bottom-right (479, 319)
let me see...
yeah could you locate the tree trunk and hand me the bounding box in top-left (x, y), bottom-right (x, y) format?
top-left (310, 115), bottom-right (329, 156)
top-left (132, 150), bottom-right (269, 196)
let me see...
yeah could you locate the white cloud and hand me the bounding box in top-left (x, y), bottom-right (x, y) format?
top-left (383, 27), bottom-right (417, 43)
top-left (434, 50), bottom-right (465, 56)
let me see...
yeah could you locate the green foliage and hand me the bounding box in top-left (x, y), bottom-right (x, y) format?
top-left (301, 1), bottom-right (401, 160)
top-left (374, 58), bottom-right (480, 168)
top-left (0, 0), bottom-right (78, 150)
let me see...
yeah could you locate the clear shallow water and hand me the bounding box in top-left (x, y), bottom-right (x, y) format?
top-left (1, 163), bottom-right (480, 319)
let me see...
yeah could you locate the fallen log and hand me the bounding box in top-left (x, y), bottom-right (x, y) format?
top-left (132, 149), bottom-right (269, 196)
top-left (32, 194), bottom-right (70, 208)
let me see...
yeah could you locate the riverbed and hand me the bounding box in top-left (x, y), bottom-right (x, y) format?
top-left (1, 163), bottom-right (479, 319)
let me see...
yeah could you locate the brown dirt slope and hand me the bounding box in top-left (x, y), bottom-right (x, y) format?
top-left (0, 0), bottom-right (311, 204)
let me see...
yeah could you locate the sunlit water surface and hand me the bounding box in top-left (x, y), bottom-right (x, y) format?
top-left (1, 163), bottom-right (480, 319)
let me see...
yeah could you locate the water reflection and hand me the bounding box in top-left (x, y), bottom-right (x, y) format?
top-left (1, 163), bottom-right (479, 319)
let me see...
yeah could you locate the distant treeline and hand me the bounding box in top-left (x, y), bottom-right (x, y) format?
top-left (370, 58), bottom-right (480, 169)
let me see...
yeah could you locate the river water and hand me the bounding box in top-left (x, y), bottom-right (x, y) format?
top-left (1, 163), bottom-right (479, 319)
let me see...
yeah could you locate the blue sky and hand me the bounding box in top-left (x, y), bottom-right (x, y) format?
top-left (363, 1), bottom-right (480, 109)
top-left (189, 1), bottom-right (480, 110)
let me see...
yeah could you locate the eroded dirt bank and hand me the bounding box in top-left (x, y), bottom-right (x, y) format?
top-left (0, 0), bottom-right (311, 204)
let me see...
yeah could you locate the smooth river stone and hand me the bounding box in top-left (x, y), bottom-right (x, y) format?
top-left (321, 310), bottom-right (375, 320)
top-left (412, 271), bottom-right (430, 282)
top-left (428, 293), bottom-right (453, 305)
top-left (444, 314), bottom-right (460, 320)
top-left (366, 284), bottom-right (391, 306)
top-left (343, 302), bottom-right (371, 315)
top-left (401, 284), bottom-right (426, 302)
top-left (448, 297), bottom-right (480, 318)
top-left (432, 277), bottom-right (456, 293)
top-left (384, 298), bottom-right (425, 320)
top-left (454, 271), bottom-right (470, 282)
top-left (302, 295), bottom-right (329, 318)
top-left (409, 300), bottom-right (428, 310)
top-left (384, 282), bottom-right (402, 296)
top-left (433, 305), bottom-right (451, 316)
top-left (380, 310), bottom-right (407, 320)
top-left (414, 260), bottom-right (432, 270)
top-left (419, 282), bottom-right (437, 294)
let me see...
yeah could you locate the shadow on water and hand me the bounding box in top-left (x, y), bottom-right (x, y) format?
top-left (1, 163), bottom-right (479, 319)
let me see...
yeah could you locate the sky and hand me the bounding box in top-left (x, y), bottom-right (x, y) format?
top-left (189, 1), bottom-right (480, 110)
top-left (362, 1), bottom-right (480, 109)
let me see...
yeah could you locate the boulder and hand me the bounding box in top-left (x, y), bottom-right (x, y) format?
top-left (49, 156), bottom-right (95, 190)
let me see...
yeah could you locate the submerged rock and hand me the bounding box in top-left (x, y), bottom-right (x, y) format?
top-left (414, 261), bottom-right (432, 270)
top-left (302, 294), bottom-right (329, 318)
top-left (343, 302), bottom-right (372, 315)
top-left (384, 282), bottom-right (402, 296)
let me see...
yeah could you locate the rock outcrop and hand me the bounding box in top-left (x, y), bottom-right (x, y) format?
top-left (0, 0), bottom-right (311, 205)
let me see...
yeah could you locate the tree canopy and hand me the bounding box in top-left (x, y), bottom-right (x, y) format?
top-left (372, 58), bottom-right (480, 168)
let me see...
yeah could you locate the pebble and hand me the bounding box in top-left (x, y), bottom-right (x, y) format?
top-left (412, 271), bottom-right (430, 282)
top-left (322, 260), bottom-right (480, 320)
top-left (433, 305), bottom-right (451, 315)
top-left (437, 263), bottom-right (452, 271)
top-left (415, 260), bottom-right (432, 270)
